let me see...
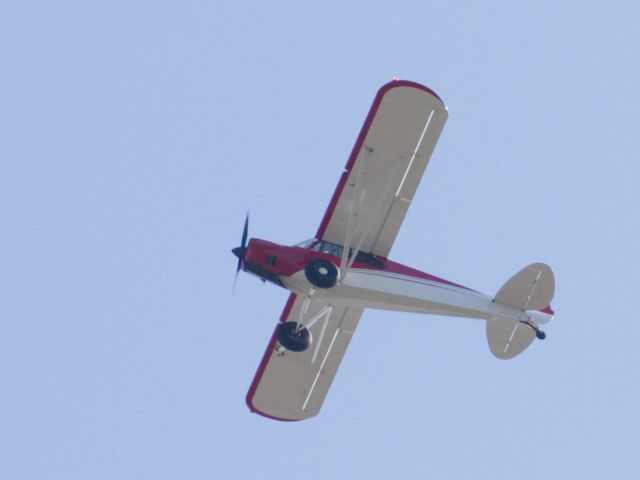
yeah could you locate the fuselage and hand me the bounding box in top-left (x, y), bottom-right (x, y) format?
top-left (242, 238), bottom-right (553, 326)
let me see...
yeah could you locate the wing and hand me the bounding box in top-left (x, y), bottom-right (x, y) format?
top-left (316, 80), bottom-right (448, 258)
top-left (246, 294), bottom-right (363, 421)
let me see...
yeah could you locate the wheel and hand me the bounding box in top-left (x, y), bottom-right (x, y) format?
top-left (304, 258), bottom-right (338, 288)
top-left (277, 322), bottom-right (311, 352)
top-left (536, 329), bottom-right (546, 340)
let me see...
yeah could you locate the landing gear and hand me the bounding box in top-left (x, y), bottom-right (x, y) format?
top-left (304, 258), bottom-right (338, 288)
top-left (277, 322), bottom-right (312, 352)
top-left (521, 319), bottom-right (547, 341)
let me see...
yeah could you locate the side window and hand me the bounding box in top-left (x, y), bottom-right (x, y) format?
top-left (319, 241), bottom-right (343, 258)
top-left (295, 238), bottom-right (319, 250)
top-left (319, 242), bottom-right (330, 254)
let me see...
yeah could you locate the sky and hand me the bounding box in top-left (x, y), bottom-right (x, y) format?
top-left (2, 1), bottom-right (640, 478)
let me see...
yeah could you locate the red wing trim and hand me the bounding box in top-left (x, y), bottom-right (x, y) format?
top-left (315, 80), bottom-right (444, 240)
top-left (245, 293), bottom-right (301, 421)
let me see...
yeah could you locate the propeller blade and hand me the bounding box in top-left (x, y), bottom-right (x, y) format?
top-left (241, 212), bottom-right (249, 250)
top-left (232, 269), bottom-right (240, 296)
top-left (231, 211), bottom-right (250, 296)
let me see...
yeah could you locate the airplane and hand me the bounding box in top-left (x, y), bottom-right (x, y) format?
top-left (232, 79), bottom-right (555, 421)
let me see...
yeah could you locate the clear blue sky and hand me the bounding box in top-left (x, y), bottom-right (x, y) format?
top-left (2, 1), bottom-right (639, 478)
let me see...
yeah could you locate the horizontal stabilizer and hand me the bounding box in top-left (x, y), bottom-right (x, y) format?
top-left (486, 317), bottom-right (536, 359)
top-left (494, 263), bottom-right (555, 311)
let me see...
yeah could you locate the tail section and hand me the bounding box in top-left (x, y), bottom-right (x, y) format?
top-left (487, 263), bottom-right (555, 359)
top-left (486, 317), bottom-right (536, 359)
top-left (494, 263), bottom-right (554, 311)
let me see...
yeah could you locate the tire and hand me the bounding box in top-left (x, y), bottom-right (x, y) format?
top-left (277, 322), bottom-right (311, 352)
top-left (304, 258), bottom-right (338, 288)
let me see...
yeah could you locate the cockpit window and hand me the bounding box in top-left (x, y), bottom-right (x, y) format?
top-left (322, 241), bottom-right (386, 267)
top-left (319, 241), bottom-right (343, 257)
top-left (295, 239), bottom-right (385, 267)
top-left (294, 238), bottom-right (318, 249)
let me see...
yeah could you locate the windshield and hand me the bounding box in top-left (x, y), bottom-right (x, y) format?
top-left (294, 239), bottom-right (384, 267)
top-left (295, 239), bottom-right (343, 256)
top-left (294, 238), bottom-right (318, 249)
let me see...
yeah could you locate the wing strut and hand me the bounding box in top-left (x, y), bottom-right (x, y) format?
top-left (340, 156), bottom-right (405, 280)
top-left (296, 287), bottom-right (316, 327)
top-left (300, 303), bottom-right (332, 331)
top-left (294, 287), bottom-right (335, 364)
top-left (339, 146), bottom-right (371, 276)
top-left (310, 306), bottom-right (333, 364)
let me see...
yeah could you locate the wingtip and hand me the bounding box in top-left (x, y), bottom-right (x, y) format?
top-left (379, 78), bottom-right (445, 105)
top-left (245, 397), bottom-right (303, 422)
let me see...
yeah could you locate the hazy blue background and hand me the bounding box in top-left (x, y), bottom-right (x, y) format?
top-left (2, 1), bottom-right (639, 478)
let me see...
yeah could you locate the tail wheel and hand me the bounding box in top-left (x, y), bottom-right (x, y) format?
top-left (277, 322), bottom-right (311, 352)
top-left (304, 258), bottom-right (338, 288)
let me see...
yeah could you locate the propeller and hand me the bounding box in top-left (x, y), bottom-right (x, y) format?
top-left (231, 212), bottom-right (249, 294)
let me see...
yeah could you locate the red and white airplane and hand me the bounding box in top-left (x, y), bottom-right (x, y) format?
top-left (232, 80), bottom-right (555, 421)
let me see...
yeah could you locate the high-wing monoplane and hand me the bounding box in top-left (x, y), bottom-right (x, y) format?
top-left (232, 80), bottom-right (555, 421)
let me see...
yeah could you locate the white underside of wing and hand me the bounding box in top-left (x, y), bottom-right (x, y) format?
top-left (321, 84), bottom-right (448, 258)
top-left (249, 296), bottom-right (363, 421)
